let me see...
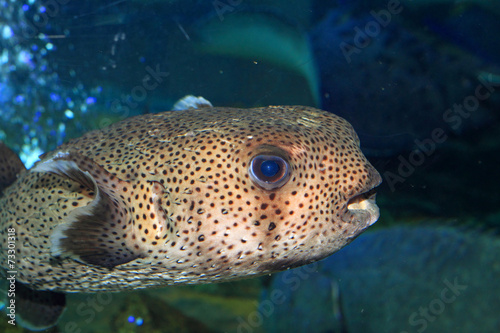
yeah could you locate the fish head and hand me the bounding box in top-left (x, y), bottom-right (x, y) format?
top-left (162, 105), bottom-right (382, 279)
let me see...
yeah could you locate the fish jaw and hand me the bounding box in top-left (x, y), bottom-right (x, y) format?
top-left (346, 189), bottom-right (380, 227)
top-left (341, 160), bottom-right (383, 228)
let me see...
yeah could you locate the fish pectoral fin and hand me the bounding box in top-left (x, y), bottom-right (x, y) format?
top-left (14, 282), bottom-right (66, 331)
top-left (32, 151), bottom-right (146, 268)
top-left (0, 141), bottom-right (26, 194)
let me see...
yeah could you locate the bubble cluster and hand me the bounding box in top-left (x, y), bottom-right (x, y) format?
top-left (0, 0), bottom-right (101, 167)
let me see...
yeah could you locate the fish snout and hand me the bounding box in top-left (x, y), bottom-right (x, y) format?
top-left (343, 164), bottom-right (382, 228)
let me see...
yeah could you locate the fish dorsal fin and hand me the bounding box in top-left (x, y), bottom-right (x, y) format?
top-left (172, 95), bottom-right (213, 110)
top-left (0, 142), bottom-right (26, 193)
top-left (32, 152), bottom-right (146, 268)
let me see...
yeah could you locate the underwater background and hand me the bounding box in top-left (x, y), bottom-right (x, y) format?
top-left (1, 0), bottom-right (499, 332)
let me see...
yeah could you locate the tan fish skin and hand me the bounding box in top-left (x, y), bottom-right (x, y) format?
top-left (0, 105), bottom-right (381, 293)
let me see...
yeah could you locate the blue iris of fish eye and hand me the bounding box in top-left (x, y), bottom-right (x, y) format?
top-left (249, 154), bottom-right (290, 190)
top-left (260, 160), bottom-right (280, 177)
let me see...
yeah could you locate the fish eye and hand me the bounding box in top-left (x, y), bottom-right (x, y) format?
top-left (249, 154), bottom-right (290, 190)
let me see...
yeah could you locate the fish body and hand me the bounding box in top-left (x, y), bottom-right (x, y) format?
top-left (1, 105), bottom-right (380, 291)
top-left (0, 104), bottom-right (380, 329)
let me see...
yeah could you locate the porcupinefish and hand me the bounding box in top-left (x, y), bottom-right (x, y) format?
top-left (0, 98), bottom-right (381, 330)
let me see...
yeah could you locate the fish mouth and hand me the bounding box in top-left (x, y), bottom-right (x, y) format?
top-left (345, 188), bottom-right (380, 226)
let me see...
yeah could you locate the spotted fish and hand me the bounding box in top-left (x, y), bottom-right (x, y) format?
top-left (0, 99), bottom-right (381, 330)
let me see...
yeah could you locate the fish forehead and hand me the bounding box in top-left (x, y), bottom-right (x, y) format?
top-left (68, 106), bottom-right (356, 149)
top-left (57, 106), bottom-right (360, 171)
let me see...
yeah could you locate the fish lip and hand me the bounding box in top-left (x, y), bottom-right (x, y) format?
top-left (345, 188), bottom-right (380, 226)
